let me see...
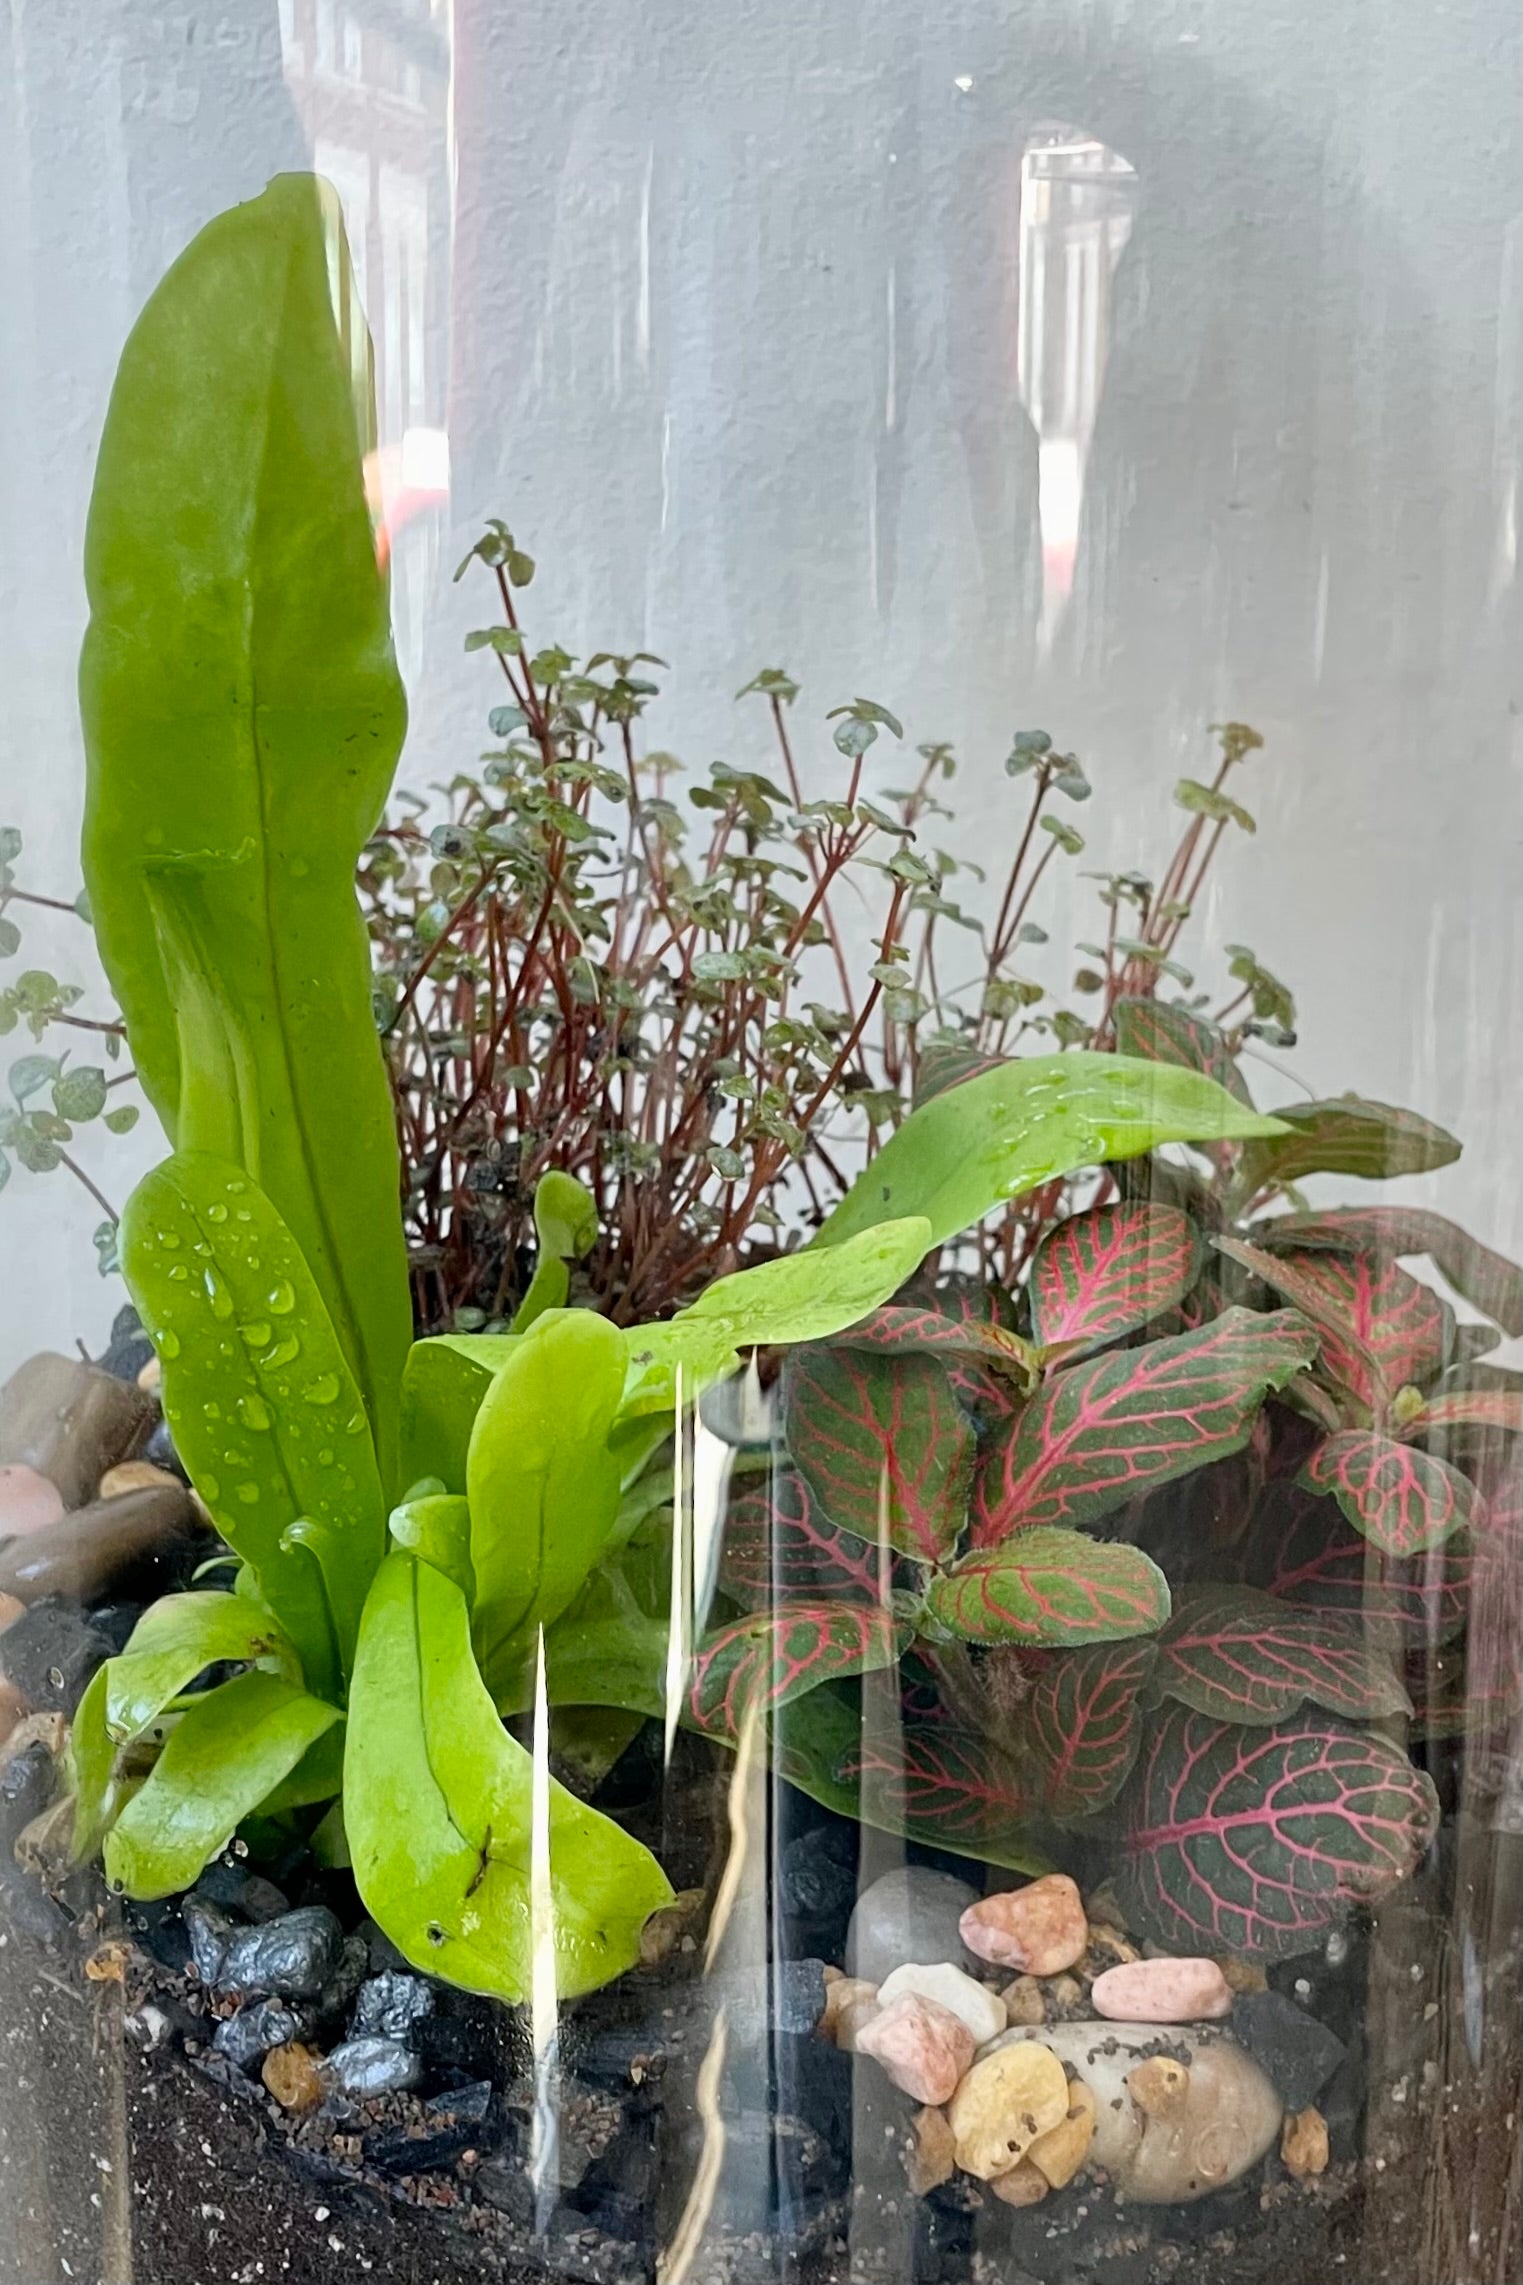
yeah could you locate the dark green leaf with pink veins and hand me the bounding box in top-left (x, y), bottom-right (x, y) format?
top-left (835, 1719), bottom-right (1038, 1861)
top-left (1219, 1237), bottom-right (1452, 1412)
top-left (828, 1302), bottom-right (1033, 1375)
top-left (687, 1601), bottom-right (906, 1742)
top-left (925, 1527), bottom-right (1170, 1648)
top-left (1029, 1203), bottom-right (1205, 1358)
top-left (972, 1306), bottom-right (1317, 1545)
top-left (782, 1345), bottom-right (975, 1562)
top-left (718, 1471), bottom-right (885, 1612)
top-left (1116, 1703), bottom-right (1440, 1959)
top-left (1018, 1640), bottom-right (1157, 1817)
top-left (1300, 1429), bottom-right (1480, 1558)
top-left (1232, 1095), bottom-right (1460, 1203)
top-left (1113, 997), bottom-right (1254, 1106)
top-left (1152, 1584), bottom-right (1411, 1724)
top-left (1252, 1477), bottom-right (1472, 1646)
top-left (1256, 1207), bottom-right (1523, 1341)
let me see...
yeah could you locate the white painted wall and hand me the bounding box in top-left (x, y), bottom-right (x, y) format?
top-left (1, 0), bottom-right (1519, 1373)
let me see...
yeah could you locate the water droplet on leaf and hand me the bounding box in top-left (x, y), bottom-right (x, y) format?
top-left (239, 1321), bottom-right (272, 1349)
top-left (237, 1395), bottom-right (272, 1432)
top-left (236, 1483), bottom-right (260, 1505)
top-left (303, 1373), bottom-right (340, 1406)
top-left (267, 1279), bottom-right (296, 1315)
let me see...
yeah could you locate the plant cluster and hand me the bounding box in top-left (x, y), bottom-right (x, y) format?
top-left (360, 579), bottom-right (1298, 1332)
top-left (50, 174), bottom-right (1519, 2006)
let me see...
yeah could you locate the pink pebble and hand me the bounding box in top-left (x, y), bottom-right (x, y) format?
top-left (856, 1992), bottom-right (976, 2105)
top-left (960, 1874), bottom-right (1088, 1976)
top-left (0, 1464), bottom-right (66, 1538)
top-left (1090, 1957), bottom-right (1234, 2023)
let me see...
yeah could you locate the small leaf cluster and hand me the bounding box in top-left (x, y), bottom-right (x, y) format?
top-left (0, 827), bottom-right (138, 1244)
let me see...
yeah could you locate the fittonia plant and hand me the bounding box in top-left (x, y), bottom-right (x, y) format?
top-left (62, 176), bottom-right (1284, 2000)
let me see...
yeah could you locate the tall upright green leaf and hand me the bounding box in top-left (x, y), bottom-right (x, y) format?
top-left (79, 173), bottom-right (410, 1486)
top-left (345, 1552), bottom-right (673, 2002)
top-left (815, 1053), bottom-right (1287, 1252)
top-left (122, 1152), bottom-right (387, 1696)
top-left (466, 1310), bottom-right (629, 1688)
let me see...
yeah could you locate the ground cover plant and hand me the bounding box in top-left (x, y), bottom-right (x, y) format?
top-left (54, 173), bottom-right (1293, 2005)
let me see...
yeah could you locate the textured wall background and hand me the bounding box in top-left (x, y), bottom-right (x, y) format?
top-left (1, 0), bottom-right (1519, 1372)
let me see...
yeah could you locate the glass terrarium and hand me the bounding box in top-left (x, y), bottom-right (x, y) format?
top-left (0, 8), bottom-right (1518, 2285)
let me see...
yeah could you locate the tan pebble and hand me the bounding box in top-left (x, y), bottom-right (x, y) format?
top-left (988, 2158), bottom-right (1050, 2208)
top-left (1027, 2076), bottom-right (1098, 2189)
top-left (1048, 1973), bottom-right (1088, 2019)
top-left (819, 1975), bottom-right (879, 2044)
top-left (1126, 2055), bottom-right (1191, 2118)
top-left (1281, 2106), bottom-right (1329, 2179)
top-left (1000, 1975), bottom-right (1047, 2028)
top-left (1082, 1926), bottom-right (1141, 1977)
top-left (858, 1993), bottom-right (974, 2104)
top-left (262, 2041), bottom-right (325, 2115)
top-left (98, 1460), bottom-right (182, 1501)
top-left (0, 1709), bottom-right (67, 1767)
top-left (833, 1994), bottom-right (884, 2053)
top-left (84, 1940), bottom-right (136, 1985)
top-left (0, 1591), bottom-right (26, 1631)
top-left (960, 1874), bottom-right (1087, 1976)
top-left (1091, 1957), bottom-right (1234, 2023)
top-left (903, 2105), bottom-right (958, 2195)
top-left (0, 1681), bottom-right (27, 1746)
top-left (136, 1356), bottom-right (163, 1395)
top-left (638, 1888), bottom-right (707, 1965)
top-left (948, 2039), bottom-right (1070, 2179)
top-left (1215, 1953), bottom-right (1268, 1995)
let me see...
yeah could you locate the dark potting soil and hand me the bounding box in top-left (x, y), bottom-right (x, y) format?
top-left (0, 1804), bottom-right (1469, 2285)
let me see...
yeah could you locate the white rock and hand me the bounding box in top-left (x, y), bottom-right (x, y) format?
top-left (845, 1866), bottom-right (980, 1982)
top-left (984, 2020), bottom-right (1283, 2204)
top-left (878, 1961), bottom-right (1006, 2047)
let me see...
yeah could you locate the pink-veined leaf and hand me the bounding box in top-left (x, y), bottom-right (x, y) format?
top-left (1300, 1429), bottom-right (1481, 1558)
top-left (1255, 1208), bottom-right (1523, 1340)
top-left (925, 1527), bottom-right (1170, 1647)
top-left (1252, 1478), bottom-right (1472, 1647)
top-left (1234, 1097), bottom-right (1461, 1203)
top-left (1400, 1386), bottom-right (1523, 1441)
top-left (1019, 1640), bottom-right (1156, 1817)
top-left (718, 1471), bottom-right (886, 1611)
top-left (972, 1307), bottom-right (1317, 1544)
top-left (782, 1345), bottom-right (975, 1562)
top-left (687, 1601), bottom-right (906, 1743)
top-left (1152, 1584), bottom-right (1410, 1724)
top-left (828, 1302), bottom-right (1035, 1377)
top-left (912, 1039), bottom-right (1008, 1107)
top-left (1218, 1236), bottom-right (1452, 1413)
top-left (1117, 1704), bottom-right (1440, 1959)
top-left (836, 1720), bottom-right (1037, 1860)
top-left (1029, 1203), bottom-right (1205, 1358)
top-left (1113, 997), bottom-right (1253, 1106)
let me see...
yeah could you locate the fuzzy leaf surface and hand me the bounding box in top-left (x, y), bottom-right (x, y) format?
top-left (1234, 1097), bottom-right (1460, 1201)
top-left (783, 1345), bottom-right (975, 1562)
top-left (1112, 998), bottom-right (1253, 1104)
top-left (1256, 1208), bottom-right (1523, 1339)
top-left (687, 1602), bottom-right (906, 1741)
top-left (926, 1528), bottom-right (1170, 1647)
top-left (1300, 1429), bottom-right (1480, 1558)
top-left (1153, 1585), bottom-right (1410, 1724)
top-left (973, 1307), bottom-right (1317, 1543)
top-left (1253, 1480), bottom-right (1471, 1647)
top-left (1117, 1704), bottom-right (1440, 1958)
top-left (719, 1472), bottom-right (885, 1611)
top-left (1019, 1641), bottom-right (1156, 1817)
top-left (1029, 1203), bottom-right (1205, 1357)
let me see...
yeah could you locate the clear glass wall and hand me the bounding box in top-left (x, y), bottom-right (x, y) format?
top-left (1, 6), bottom-right (1518, 2283)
